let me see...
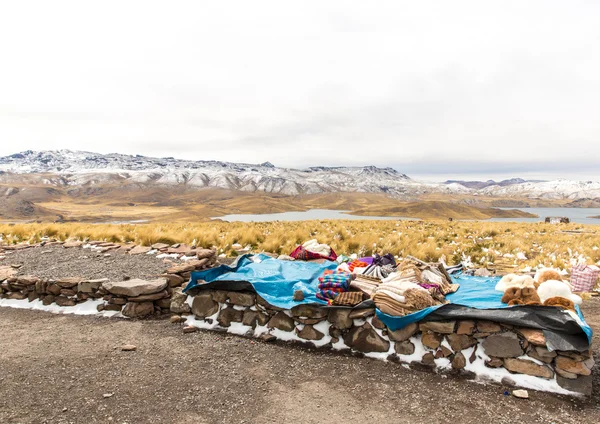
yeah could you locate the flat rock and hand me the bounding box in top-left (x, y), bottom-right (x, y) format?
top-left (476, 321), bottom-right (502, 333)
top-left (512, 390), bottom-right (529, 399)
top-left (343, 323), bottom-right (390, 353)
top-left (527, 346), bottom-right (557, 364)
top-left (192, 292), bottom-right (219, 318)
top-left (183, 325), bottom-right (198, 333)
top-left (127, 290), bottom-right (169, 302)
top-left (328, 309), bottom-right (353, 329)
top-left (456, 320), bottom-right (475, 335)
top-left (267, 311), bottom-right (296, 332)
top-left (556, 374), bottom-right (592, 396)
top-left (242, 310), bottom-right (260, 328)
top-left (447, 334), bottom-right (477, 352)
top-left (122, 301), bottom-right (155, 318)
top-left (227, 291), bottom-right (256, 307)
top-left (291, 304), bottom-right (328, 319)
top-left (395, 340), bottom-right (415, 355)
top-left (515, 328), bottom-right (546, 347)
top-left (348, 307), bottom-right (375, 319)
top-left (481, 332), bottom-right (523, 358)
top-left (421, 352), bottom-right (435, 366)
top-left (212, 290), bottom-right (229, 303)
top-left (555, 356), bottom-right (592, 376)
top-left (297, 325), bottom-right (324, 341)
top-left (217, 306), bottom-right (243, 327)
top-left (63, 241), bottom-right (83, 248)
top-left (503, 358), bottom-right (553, 379)
top-left (78, 279), bottom-right (107, 293)
top-left (161, 274), bottom-right (185, 288)
top-left (420, 321), bottom-right (456, 334)
top-left (474, 268), bottom-right (492, 277)
top-left (485, 357), bottom-right (504, 368)
top-left (129, 246), bottom-right (152, 255)
top-left (387, 323), bottom-right (419, 342)
top-left (151, 243), bottom-right (170, 250)
top-left (166, 263), bottom-right (196, 274)
top-left (196, 249), bottom-right (215, 259)
top-left (103, 279), bottom-right (167, 297)
top-left (54, 296), bottom-right (75, 307)
top-left (0, 266), bottom-right (18, 280)
top-left (555, 367), bottom-right (578, 379)
top-left (121, 344), bottom-right (137, 351)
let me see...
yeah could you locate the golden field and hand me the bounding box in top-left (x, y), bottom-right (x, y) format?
top-left (1, 220), bottom-right (599, 272)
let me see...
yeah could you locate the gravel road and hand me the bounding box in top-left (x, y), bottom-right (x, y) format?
top-left (1, 244), bottom-right (171, 281)
top-left (0, 303), bottom-right (598, 424)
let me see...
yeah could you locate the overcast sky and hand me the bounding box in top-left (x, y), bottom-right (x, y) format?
top-left (1, 1), bottom-right (599, 181)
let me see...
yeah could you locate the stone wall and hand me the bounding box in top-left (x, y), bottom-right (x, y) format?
top-left (0, 247), bottom-right (218, 318)
top-left (180, 289), bottom-right (595, 396)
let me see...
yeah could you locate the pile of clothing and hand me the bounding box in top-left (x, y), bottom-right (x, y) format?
top-left (312, 251), bottom-right (459, 315)
top-left (290, 239), bottom-right (337, 262)
top-left (370, 258), bottom-right (459, 316)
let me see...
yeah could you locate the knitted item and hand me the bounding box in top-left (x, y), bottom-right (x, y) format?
top-left (333, 291), bottom-right (365, 306)
top-left (348, 260), bottom-right (368, 272)
top-left (290, 245), bottom-right (338, 262)
top-left (543, 296), bottom-right (575, 311)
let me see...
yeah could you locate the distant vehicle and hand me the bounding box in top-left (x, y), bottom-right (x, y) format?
top-left (545, 216), bottom-right (570, 224)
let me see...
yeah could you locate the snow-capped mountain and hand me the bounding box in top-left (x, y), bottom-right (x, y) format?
top-left (1, 150), bottom-right (599, 200)
top-left (0, 150), bottom-right (437, 197)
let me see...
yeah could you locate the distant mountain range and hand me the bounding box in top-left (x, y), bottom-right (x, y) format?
top-left (1, 150), bottom-right (600, 200)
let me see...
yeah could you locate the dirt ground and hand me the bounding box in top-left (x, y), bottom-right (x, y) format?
top-left (0, 300), bottom-right (599, 424)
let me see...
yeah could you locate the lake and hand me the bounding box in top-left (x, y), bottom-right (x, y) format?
top-left (214, 207), bottom-right (600, 225)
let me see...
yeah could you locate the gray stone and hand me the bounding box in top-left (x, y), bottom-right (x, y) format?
top-left (348, 307), bottom-right (375, 319)
top-left (102, 279), bottom-right (167, 297)
top-left (387, 323), bottom-right (419, 342)
top-left (481, 332), bottom-right (523, 358)
top-left (555, 374), bottom-right (592, 396)
top-left (212, 290), bottom-right (229, 303)
top-left (267, 312), bottom-right (296, 332)
top-left (56, 277), bottom-right (82, 288)
top-left (503, 358), bottom-right (554, 378)
top-left (297, 325), bottom-right (324, 341)
top-left (474, 268), bottom-right (492, 277)
top-left (242, 310), bottom-right (259, 328)
top-left (446, 334), bottom-right (477, 352)
top-left (192, 293), bottom-right (219, 318)
top-left (420, 321), bottom-right (456, 334)
top-left (78, 279), bottom-right (107, 293)
top-left (343, 323), bottom-right (390, 353)
top-left (217, 306), bottom-right (244, 327)
top-left (395, 340), bottom-right (415, 355)
top-left (328, 309), bottom-right (353, 329)
top-left (54, 296), bottom-right (75, 307)
top-left (122, 301), bottom-right (154, 318)
top-left (128, 290), bottom-right (169, 302)
top-left (161, 274), bottom-right (185, 288)
top-left (227, 291), bottom-right (256, 307)
top-left (170, 288), bottom-right (191, 314)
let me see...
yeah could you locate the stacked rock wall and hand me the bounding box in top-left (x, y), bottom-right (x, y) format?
top-left (182, 289), bottom-right (594, 396)
top-left (0, 246), bottom-right (219, 319)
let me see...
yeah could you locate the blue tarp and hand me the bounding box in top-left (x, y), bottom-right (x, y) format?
top-left (186, 254), bottom-right (592, 344)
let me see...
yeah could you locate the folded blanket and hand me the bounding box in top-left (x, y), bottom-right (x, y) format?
top-left (333, 291), bottom-right (365, 306)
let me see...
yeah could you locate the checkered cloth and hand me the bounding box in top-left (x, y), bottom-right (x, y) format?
top-left (570, 265), bottom-right (600, 292)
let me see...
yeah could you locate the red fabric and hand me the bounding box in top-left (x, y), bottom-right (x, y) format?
top-left (289, 245), bottom-right (337, 262)
top-left (570, 265), bottom-right (600, 292)
top-left (348, 260), bottom-right (368, 272)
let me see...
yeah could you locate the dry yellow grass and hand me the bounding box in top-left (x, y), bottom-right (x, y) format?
top-left (1, 220), bottom-right (599, 271)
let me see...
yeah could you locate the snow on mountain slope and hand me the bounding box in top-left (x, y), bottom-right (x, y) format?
top-left (0, 150), bottom-right (598, 200)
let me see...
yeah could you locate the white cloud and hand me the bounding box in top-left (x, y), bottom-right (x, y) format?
top-left (1, 1), bottom-right (599, 180)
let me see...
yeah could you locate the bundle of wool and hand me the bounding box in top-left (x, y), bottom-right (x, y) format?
top-left (404, 288), bottom-right (439, 310)
top-left (543, 296), bottom-right (575, 311)
top-left (302, 239), bottom-right (332, 257)
top-left (534, 268), bottom-right (563, 285)
top-left (495, 274), bottom-right (535, 292)
top-left (537, 280), bottom-right (582, 305)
